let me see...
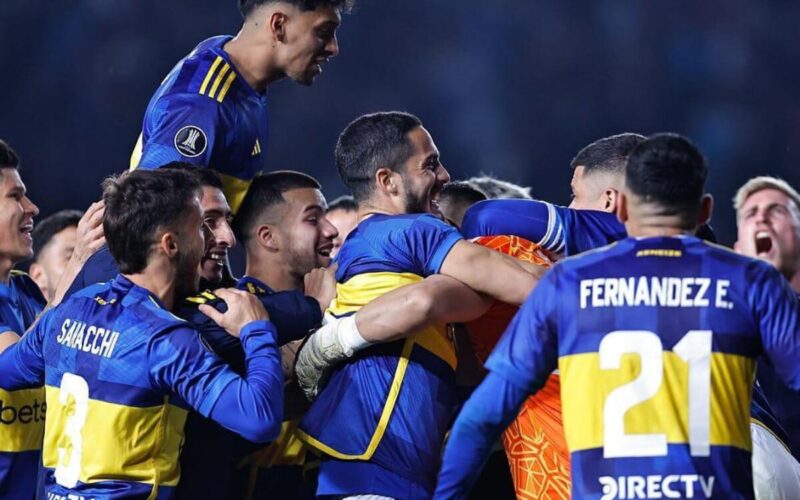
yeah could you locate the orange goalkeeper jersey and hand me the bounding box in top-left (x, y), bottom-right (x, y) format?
top-left (466, 235), bottom-right (570, 500)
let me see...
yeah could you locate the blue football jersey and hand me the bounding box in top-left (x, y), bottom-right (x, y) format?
top-left (461, 199), bottom-right (626, 256)
top-left (488, 236), bottom-right (800, 499)
top-left (0, 275), bottom-right (283, 499)
top-left (176, 276), bottom-right (322, 499)
top-left (131, 35), bottom-right (269, 213)
top-left (0, 271), bottom-right (45, 500)
top-left (298, 213), bottom-right (463, 499)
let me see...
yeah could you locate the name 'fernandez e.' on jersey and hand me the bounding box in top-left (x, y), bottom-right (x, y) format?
top-left (437, 236), bottom-right (800, 499)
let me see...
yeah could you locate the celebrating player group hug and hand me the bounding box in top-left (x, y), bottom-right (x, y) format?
top-left (2, 1), bottom-right (800, 499)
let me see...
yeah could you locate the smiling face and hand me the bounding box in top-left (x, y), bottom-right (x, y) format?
top-left (277, 5), bottom-right (341, 85)
top-left (275, 188), bottom-right (338, 278)
top-left (397, 126), bottom-right (451, 217)
top-left (174, 194), bottom-right (207, 298)
top-left (199, 186), bottom-right (235, 284)
top-left (0, 168), bottom-right (39, 271)
top-left (735, 188), bottom-right (800, 279)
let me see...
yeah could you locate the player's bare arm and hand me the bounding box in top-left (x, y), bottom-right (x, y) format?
top-left (439, 240), bottom-right (541, 306)
top-left (0, 330), bottom-right (20, 354)
top-left (295, 274), bottom-right (494, 399)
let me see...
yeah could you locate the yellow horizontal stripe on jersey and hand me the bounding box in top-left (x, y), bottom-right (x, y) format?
top-left (42, 386), bottom-right (188, 487)
top-left (216, 70), bottom-right (237, 103)
top-left (0, 387), bottom-right (45, 452)
top-left (220, 174), bottom-right (253, 215)
top-left (330, 271), bottom-right (456, 369)
top-left (199, 56), bottom-right (224, 96)
top-left (208, 63), bottom-right (231, 100)
top-left (298, 271), bottom-right (455, 459)
top-left (559, 351), bottom-right (753, 453)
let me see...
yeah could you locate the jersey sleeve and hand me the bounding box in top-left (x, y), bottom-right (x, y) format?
top-left (394, 215), bottom-right (463, 275)
top-left (748, 262), bottom-right (800, 390)
top-left (485, 266), bottom-right (560, 392)
top-left (149, 320), bottom-right (283, 442)
top-left (461, 199), bottom-right (557, 247)
top-left (137, 93), bottom-right (220, 168)
top-left (63, 246), bottom-right (119, 301)
top-left (460, 199), bottom-right (626, 256)
top-left (0, 309), bottom-right (52, 390)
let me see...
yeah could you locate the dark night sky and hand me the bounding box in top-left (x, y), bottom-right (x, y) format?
top-left (2, 0), bottom-right (800, 244)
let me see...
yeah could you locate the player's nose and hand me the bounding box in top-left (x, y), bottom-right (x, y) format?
top-left (436, 165), bottom-right (451, 185)
top-left (321, 216), bottom-right (339, 240)
top-left (24, 196), bottom-right (39, 217)
top-left (326, 34), bottom-right (339, 58)
top-left (217, 220), bottom-right (236, 249)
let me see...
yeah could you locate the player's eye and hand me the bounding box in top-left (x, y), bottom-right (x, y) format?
top-left (770, 205), bottom-right (789, 217)
top-left (307, 217), bottom-right (319, 225)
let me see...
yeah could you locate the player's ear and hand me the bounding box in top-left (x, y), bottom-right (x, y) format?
top-left (375, 168), bottom-right (399, 197)
top-left (160, 231), bottom-right (179, 259)
top-left (256, 224), bottom-right (280, 252)
top-left (604, 188), bottom-right (619, 214)
top-left (698, 194), bottom-right (713, 226)
top-left (615, 191), bottom-right (628, 224)
top-left (269, 11), bottom-right (288, 43)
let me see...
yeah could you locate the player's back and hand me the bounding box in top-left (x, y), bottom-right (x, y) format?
top-left (132, 35), bottom-right (269, 213)
top-left (38, 275), bottom-right (195, 499)
top-left (552, 235), bottom-right (796, 499)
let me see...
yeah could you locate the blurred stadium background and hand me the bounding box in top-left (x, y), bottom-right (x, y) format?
top-left (2, 0), bottom-right (800, 244)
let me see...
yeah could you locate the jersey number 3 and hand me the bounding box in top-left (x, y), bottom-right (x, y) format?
top-left (599, 330), bottom-right (712, 458)
top-left (54, 372), bottom-right (90, 488)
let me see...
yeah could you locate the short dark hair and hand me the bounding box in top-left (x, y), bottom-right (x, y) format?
top-left (326, 195), bottom-right (357, 213)
top-left (466, 175), bottom-right (532, 200)
top-left (335, 111), bottom-right (422, 203)
top-left (103, 169), bottom-right (202, 274)
top-left (32, 210), bottom-right (83, 259)
top-left (234, 170), bottom-right (321, 245)
top-left (239, 0), bottom-right (354, 18)
top-left (626, 133), bottom-right (708, 217)
top-left (570, 133), bottom-right (646, 176)
top-left (160, 162), bottom-right (223, 190)
top-left (0, 140), bottom-right (20, 171)
top-left (439, 181), bottom-right (487, 207)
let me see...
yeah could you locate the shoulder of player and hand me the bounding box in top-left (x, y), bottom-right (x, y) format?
top-left (162, 49), bottom-right (242, 106)
top-left (8, 270), bottom-right (46, 304)
top-left (364, 213), bottom-right (455, 236)
top-left (556, 239), bottom-right (625, 270)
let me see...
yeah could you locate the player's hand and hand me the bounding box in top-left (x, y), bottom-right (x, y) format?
top-left (73, 200), bottom-right (106, 264)
top-left (200, 288), bottom-right (269, 338)
top-left (294, 314), bottom-right (352, 401)
top-left (304, 265), bottom-right (337, 314)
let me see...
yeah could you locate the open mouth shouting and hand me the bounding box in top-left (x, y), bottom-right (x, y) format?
top-left (755, 230), bottom-right (773, 256)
